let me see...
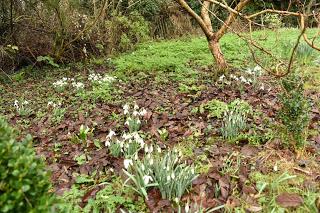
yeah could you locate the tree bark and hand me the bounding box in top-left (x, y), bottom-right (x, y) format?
top-left (208, 37), bottom-right (228, 70)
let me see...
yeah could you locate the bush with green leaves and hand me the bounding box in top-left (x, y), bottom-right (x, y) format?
top-left (0, 117), bottom-right (54, 212)
top-left (278, 73), bottom-right (311, 147)
top-left (106, 11), bottom-right (150, 52)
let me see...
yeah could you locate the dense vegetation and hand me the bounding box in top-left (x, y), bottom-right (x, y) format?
top-left (1, 0), bottom-right (320, 212)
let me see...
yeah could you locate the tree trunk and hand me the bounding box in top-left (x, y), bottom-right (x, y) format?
top-left (208, 38), bottom-right (228, 70)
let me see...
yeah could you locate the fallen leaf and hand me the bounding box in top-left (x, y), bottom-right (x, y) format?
top-left (276, 193), bottom-right (303, 208)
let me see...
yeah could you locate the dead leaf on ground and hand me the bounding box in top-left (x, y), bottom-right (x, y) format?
top-left (276, 193), bottom-right (303, 208)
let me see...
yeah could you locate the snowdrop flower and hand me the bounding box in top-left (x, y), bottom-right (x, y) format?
top-left (141, 164), bottom-right (145, 171)
top-left (123, 104), bottom-right (130, 114)
top-left (122, 133), bottom-right (132, 140)
top-left (144, 145), bottom-right (149, 153)
top-left (174, 198), bottom-right (179, 203)
top-left (239, 76), bottom-right (246, 83)
top-left (139, 108), bottom-right (147, 116)
top-left (47, 101), bottom-right (53, 106)
top-left (218, 74), bottom-right (225, 82)
top-left (171, 172), bottom-right (175, 179)
top-left (143, 175), bottom-right (153, 185)
top-left (14, 100), bottom-right (19, 109)
top-left (254, 65), bottom-right (262, 72)
top-left (136, 119), bottom-right (141, 124)
top-left (123, 159), bottom-right (133, 169)
top-left (191, 168), bottom-right (195, 175)
top-left (119, 141), bottom-right (124, 148)
top-left (134, 104), bottom-right (139, 110)
top-left (167, 175), bottom-right (171, 182)
top-left (157, 147), bottom-right (161, 153)
top-left (107, 130), bottom-right (116, 139)
top-left (105, 140), bottom-right (110, 147)
top-left (23, 100), bottom-right (29, 105)
top-left (185, 203), bottom-right (190, 213)
top-left (149, 145), bottom-right (153, 153)
top-left (133, 110), bottom-right (139, 116)
top-left (134, 153), bottom-right (138, 161)
top-left (72, 82), bottom-right (84, 90)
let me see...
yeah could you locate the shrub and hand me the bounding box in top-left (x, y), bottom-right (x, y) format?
top-left (106, 11), bottom-right (150, 52)
top-left (278, 73), bottom-right (311, 147)
top-left (0, 117), bottom-right (54, 212)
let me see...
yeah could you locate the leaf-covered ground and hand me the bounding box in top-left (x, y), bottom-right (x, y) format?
top-left (1, 29), bottom-right (320, 212)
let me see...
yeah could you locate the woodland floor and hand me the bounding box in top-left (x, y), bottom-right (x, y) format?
top-left (1, 29), bottom-right (320, 212)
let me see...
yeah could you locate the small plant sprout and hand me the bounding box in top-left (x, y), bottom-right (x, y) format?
top-left (158, 128), bottom-right (169, 141)
top-left (78, 125), bottom-right (92, 142)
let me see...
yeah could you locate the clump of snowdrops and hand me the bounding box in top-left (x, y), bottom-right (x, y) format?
top-left (123, 147), bottom-right (197, 202)
top-left (105, 103), bottom-right (147, 158)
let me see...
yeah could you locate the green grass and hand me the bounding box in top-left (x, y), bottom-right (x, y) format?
top-left (113, 28), bottom-right (320, 73)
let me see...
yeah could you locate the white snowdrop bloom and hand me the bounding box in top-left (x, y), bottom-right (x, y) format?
top-left (105, 140), bottom-right (110, 147)
top-left (134, 153), bottom-right (138, 161)
top-left (141, 164), bottom-right (145, 171)
top-left (123, 159), bottom-right (133, 169)
top-left (166, 166), bottom-right (170, 171)
top-left (144, 145), bottom-right (149, 153)
top-left (107, 130), bottom-right (116, 139)
top-left (239, 76), bottom-right (246, 83)
top-left (143, 175), bottom-right (153, 185)
top-left (133, 110), bottom-right (139, 117)
top-left (123, 104), bottom-right (129, 115)
top-left (14, 100), bottom-right (19, 108)
top-left (191, 168), bottom-right (195, 174)
top-left (254, 65), bottom-right (262, 73)
top-left (157, 147), bottom-right (161, 153)
top-left (174, 198), bottom-right (179, 203)
top-left (149, 145), bottom-right (153, 153)
top-left (62, 77), bottom-right (68, 81)
top-left (47, 101), bottom-right (53, 106)
top-left (147, 153), bottom-right (151, 159)
top-left (72, 82), bottom-right (84, 89)
top-left (218, 74), bottom-right (225, 82)
top-left (119, 141), bottom-right (124, 148)
top-left (167, 175), bottom-right (171, 182)
top-left (137, 137), bottom-right (144, 147)
top-left (122, 133), bottom-right (132, 140)
top-left (178, 151), bottom-right (182, 157)
top-left (185, 203), bottom-right (190, 213)
top-left (23, 100), bottom-right (29, 105)
top-left (136, 119), bottom-right (141, 124)
top-left (139, 108), bottom-right (147, 116)
top-left (171, 172), bottom-right (175, 179)
top-left (134, 104), bottom-right (139, 110)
